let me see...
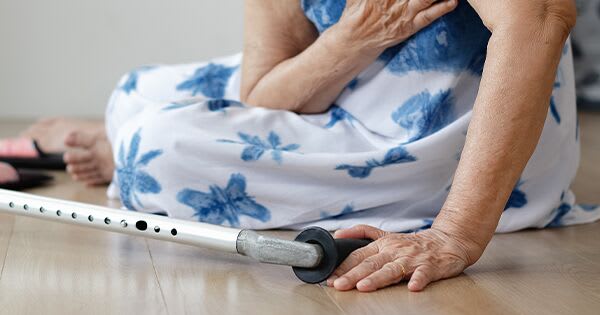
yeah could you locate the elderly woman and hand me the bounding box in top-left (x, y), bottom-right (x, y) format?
top-left (16, 0), bottom-right (600, 292)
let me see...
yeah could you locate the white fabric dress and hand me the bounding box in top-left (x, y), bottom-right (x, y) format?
top-left (104, 1), bottom-right (600, 232)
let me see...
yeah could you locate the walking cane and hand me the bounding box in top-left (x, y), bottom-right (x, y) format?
top-left (0, 189), bottom-right (370, 284)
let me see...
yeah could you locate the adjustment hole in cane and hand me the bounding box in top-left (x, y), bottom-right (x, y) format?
top-left (136, 220), bottom-right (147, 231)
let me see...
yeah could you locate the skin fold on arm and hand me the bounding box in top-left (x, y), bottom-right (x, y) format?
top-left (329, 0), bottom-right (577, 292)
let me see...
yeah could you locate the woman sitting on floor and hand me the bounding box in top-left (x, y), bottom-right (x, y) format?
top-left (15, 0), bottom-right (600, 292)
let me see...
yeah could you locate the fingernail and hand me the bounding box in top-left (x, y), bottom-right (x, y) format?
top-left (357, 279), bottom-right (372, 289)
top-left (334, 277), bottom-right (349, 288)
top-left (326, 275), bottom-right (338, 286)
top-left (408, 280), bottom-right (421, 292)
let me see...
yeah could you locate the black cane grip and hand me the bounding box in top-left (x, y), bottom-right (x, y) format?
top-left (333, 237), bottom-right (372, 266)
top-left (292, 226), bottom-right (372, 284)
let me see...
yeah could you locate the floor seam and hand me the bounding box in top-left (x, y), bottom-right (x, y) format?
top-left (320, 284), bottom-right (348, 315)
top-left (146, 239), bottom-right (170, 315)
top-left (0, 217), bottom-right (15, 282)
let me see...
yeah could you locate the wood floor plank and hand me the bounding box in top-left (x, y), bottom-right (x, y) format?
top-left (572, 112), bottom-right (600, 203)
top-left (0, 122), bottom-right (24, 280)
top-left (322, 113), bottom-right (600, 315)
top-left (323, 222), bottom-right (600, 315)
top-left (0, 173), bottom-right (168, 315)
top-left (0, 113), bottom-right (598, 314)
top-left (0, 214), bottom-right (15, 281)
top-left (146, 231), bottom-right (344, 315)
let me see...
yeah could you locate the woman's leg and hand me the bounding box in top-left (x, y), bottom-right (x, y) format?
top-left (17, 118), bottom-right (103, 154)
top-left (63, 66), bottom-right (176, 185)
top-left (66, 54), bottom-right (243, 185)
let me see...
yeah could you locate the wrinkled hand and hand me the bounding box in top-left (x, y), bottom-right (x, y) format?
top-left (337, 0), bottom-right (458, 51)
top-left (327, 224), bottom-right (476, 292)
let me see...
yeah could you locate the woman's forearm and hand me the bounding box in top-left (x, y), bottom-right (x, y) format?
top-left (433, 16), bottom-right (575, 262)
top-left (241, 0), bottom-right (459, 114)
top-left (242, 25), bottom-right (382, 114)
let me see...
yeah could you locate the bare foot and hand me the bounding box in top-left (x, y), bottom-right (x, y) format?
top-left (20, 117), bottom-right (104, 153)
top-left (63, 129), bottom-right (114, 186)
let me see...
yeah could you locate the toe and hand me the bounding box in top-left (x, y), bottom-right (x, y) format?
top-left (72, 171), bottom-right (108, 186)
top-left (63, 149), bottom-right (94, 164)
top-left (66, 161), bottom-right (97, 174)
top-left (86, 176), bottom-right (110, 186)
top-left (71, 170), bottom-right (101, 182)
top-left (64, 131), bottom-right (96, 148)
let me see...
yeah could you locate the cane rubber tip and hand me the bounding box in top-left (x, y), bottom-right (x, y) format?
top-left (292, 227), bottom-right (371, 284)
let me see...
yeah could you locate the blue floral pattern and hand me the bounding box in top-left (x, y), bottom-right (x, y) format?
top-left (546, 192), bottom-right (572, 228)
top-left (580, 204), bottom-right (600, 212)
top-left (176, 63), bottom-right (238, 98)
top-left (177, 173), bottom-right (271, 227)
top-left (325, 105), bottom-right (356, 128)
top-left (163, 99), bottom-right (243, 112)
top-left (121, 66), bottom-right (156, 94)
top-left (347, 78), bottom-right (359, 90)
top-left (116, 129), bottom-right (163, 209)
top-left (392, 89), bottom-right (454, 142)
top-left (383, 2), bottom-right (489, 75)
top-left (336, 146), bottom-right (417, 178)
top-left (504, 182), bottom-right (528, 211)
top-left (302, 1), bottom-right (490, 75)
top-left (301, 0), bottom-right (345, 33)
top-left (550, 81), bottom-right (562, 124)
top-left (320, 203), bottom-right (354, 219)
top-left (218, 131), bottom-right (300, 164)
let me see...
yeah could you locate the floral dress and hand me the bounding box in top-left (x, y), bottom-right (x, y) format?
top-left (105, 0), bottom-right (600, 232)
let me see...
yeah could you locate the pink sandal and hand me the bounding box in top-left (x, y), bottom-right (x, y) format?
top-left (0, 138), bottom-right (66, 170)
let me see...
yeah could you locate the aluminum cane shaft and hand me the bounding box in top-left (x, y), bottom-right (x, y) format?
top-left (0, 189), bottom-right (322, 268)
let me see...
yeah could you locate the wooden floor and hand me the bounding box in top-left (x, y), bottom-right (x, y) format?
top-left (0, 114), bottom-right (599, 315)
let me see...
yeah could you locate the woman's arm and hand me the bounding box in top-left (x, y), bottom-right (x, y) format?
top-left (241, 0), bottom-right (459, 114)
top-left (434, 0), bottom-right (577, 264)
top-left (329, 0), bottom-right (576, 292)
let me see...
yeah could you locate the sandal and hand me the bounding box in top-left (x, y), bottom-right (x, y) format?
top-left (0, 162), bottom-right (53, 191)
top-left (0, 137), bottom-right (66, 170)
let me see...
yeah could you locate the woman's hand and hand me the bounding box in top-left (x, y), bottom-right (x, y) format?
top-left (327, 224), bottom-right (481, 292)
top-left (241, 0), bottom-right (457, 113)
top-left (335, 0), bottom-right (458, 53)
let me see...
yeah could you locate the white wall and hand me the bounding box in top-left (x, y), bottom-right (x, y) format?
top-left (0, 0), bottom-right (244, 119)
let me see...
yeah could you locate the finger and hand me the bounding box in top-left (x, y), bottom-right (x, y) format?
top-left (333, 252), bottom-right (393, 291)
top-left (407, 264), bottom-right (439, 292)
top-left (326, 274), bottom-right (338, 287)
top-left (407, 0), bottom-right (438, 12)
top-left (356, 260), bottom-right (409, 292)
top-left (330, 242), bottom-right (379, 278)
top-left (412, 0), bottom-right (458, 30)
top-left (333, 224), bottom-right (387, 240)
